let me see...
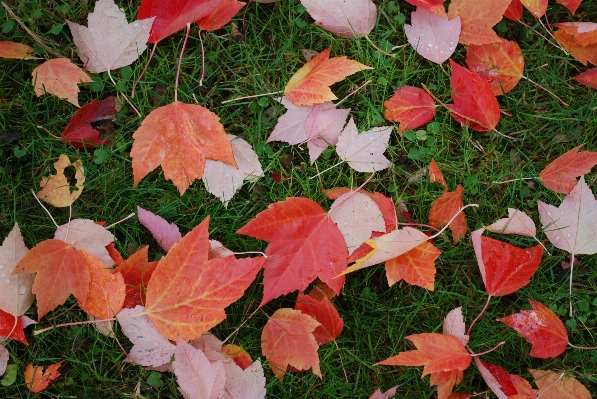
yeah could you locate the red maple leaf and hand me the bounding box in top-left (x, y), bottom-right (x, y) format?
top-left (24, 361), bottom-right (64, 394)
top-left (429, 185), bottom-right (467, 243)
top-left (497, 299), bottom-right (568, 358)
top-left (474, 358), bottom-right (519, 397)
top-left (113, 246), bottom-right (158, 309)
top-left (0, 309), bottom-right (28, 345)
top-left (237, 197), bottom-right (347, 306)
top-left (538, 145), bottom-right (597, 194)
top-left (62, 97), bottom-right (116, 148)
top-left (383, 86), bottom-right (436, 132)
top-left (294, 293), bottom-right (344, 345)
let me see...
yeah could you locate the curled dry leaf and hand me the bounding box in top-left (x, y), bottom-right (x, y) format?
top-left (137, 206), bottom-right (182, 252)
top-left (300, 0), bottom-right (376, 38)
top-left (284, 48), bottom-right (373, 106)
top-left (405, 7), bottom-right (461, 64)
top-left (61, 97), bottom-right (117, 148)
top-left (429, 185), bottom-right (467, 243)
top-left (0, 41), bottom-right (39, 59)
top-left (0, 223), bottom-right (34, 317)
top-left (384, 86), bottom-right (436, 132)
top-left (37, 154), bottom-right (85, 208)
top-left (497, 299), bottom-right (568, 359)
top-left (31, 59), bottom-right (92, 107)
top-left (336, 118), bottom-right (392, 173)
top-left (465, 38), bottom-right (524, 95)
top-left (67, 0), bottom-right (155, 73)
top-left (261, 308), bottom-right (321, 381)
top-left (117, 305), bottom-right (176, 367)
top-left (24, 361), bottom-right (64, 394)
top-left (131, 102), bottom-right (237, 195)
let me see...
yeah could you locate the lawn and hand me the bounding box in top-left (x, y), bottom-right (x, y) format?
top-left (1, 0), bottom-right (597, 398)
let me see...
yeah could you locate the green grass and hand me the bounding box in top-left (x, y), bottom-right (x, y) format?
top-left (1, 0), bottom-right (597, 397)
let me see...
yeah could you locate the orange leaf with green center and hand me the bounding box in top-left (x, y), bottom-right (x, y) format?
top-left (261, 308), bottom-right (321, 381)
top-left (375, 333), bottom-right (472, 377)
top-left (79, 250), bottom-right (125, 319)
top-left (284, 48), bottom-right (373, 106)
top-left (385, 241), bottom-right (441, 290)
top-left (13, 240), bottom-right (89, 320)
top-left (429, 185), bottom-right (467, 243)
top-left (447, 0), bottom-right (510, 45)
top-left (144, 217), bottom-right (264, 341)
top-left (497, 299), bottom-right (568, 358)
top-left (24, 361), bottom-right (64, 393)
top-left (520, 0), bottom-right (547, 17)
top-left (131, 102), bottom-right (237, 195)
top-left (113, 246), bottom-right (158, 309)
top-left (538, 145), bottom-right (597, 194)
top-left (466, 39), bottom-right (524, 95)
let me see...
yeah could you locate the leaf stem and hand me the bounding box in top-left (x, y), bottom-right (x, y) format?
top-left (175, 23), bottom-right (192, 103)
top-left (568, 342), bottom-right (597, 350)
top-left (198, 29), bottom-right (205, 87)
top-left (309, 160), bottom-right (345, 179)
top-left (131, 42), bottom-right (157, 98)
top-left (30, 189), bottom-right (59, 229)
top-left (221, 90), bottom-right (284, 104)
top-left (428, 203), bottom-right (479, 241)
top-left (470, 341), bottom-right (505, 357)
top-left (535, 372), bottom-right (565, 399)
top-left (466, 295), bottom-right (492, 336)
top-left (569, 251), bottom-right (575, 318)
top-left (521, 76), bottom-right (568, 106)
top-left (335, 79), bottom-right (372, 107)
top-left (395, 222), bottom-right (440, 232)
top-left (365, 35), bottom-right (395, 58)
top-left (107, 70), bottom-right (141, 117)
top-left (492, 177), bottom-right (535, 184)
top-left (222, 306), bottom-right (260, 344)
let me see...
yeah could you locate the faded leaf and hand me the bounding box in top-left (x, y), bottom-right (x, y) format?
top-left (0, 223), bottom-right (34, 317)
top-left (300, 0), bottom-right (376, 38)
top-left (405, 7), bottom-right (461, 64)
top-left (529, 369), bottom-right (591, 399)
top-left (173, 339), bottom-right (225, 399)
top-left (37, 154), bottom-right (85, 208)
top-left (485, 208), bottom-right (537, 237)
top-left (336, 118), bottom-right (392, 172)
top-left (32, 59), bottom-right (92, 107)
top-left (54, 219), bottom-right (115, 267)
top-left (137, 206), bottom-right (182, 252)
top-left (0, 41), bottom-right (38, 59)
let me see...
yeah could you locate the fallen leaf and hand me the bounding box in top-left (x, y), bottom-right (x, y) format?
top-left (328, 190), bottom-right (385, 254)
top-left (54, 219), bottom-right (115, 267)
top-left (510, 374), bottom-right (536, 399)
top-left (0, 41), bottom-right (38, 59)
top-left (12, 240), bottom-right (89, 320)
top-left (0, 346), bottom-right (7, 377)
top-left (324, 188), bottom-right (397, 232)
top-left (61, 97), bottom-right (116, 148)
top-left (31, 59), bottom-right (92, 107)
top-left (79, 250), bottom-right (125, 319)
top-left (237, 197), bottom-right (347, 306)
top-left (173, 339), bottom-right (226, 399)
top-left (573, 68), bottom-right (597, 89)
top-left (36, 154), bottom-right (85, 208)
top-left (117, 305), bottom-right (176, 367)
top-left (471, 229), bottom-right (543, 296)
top-left (294, 293), bottom-right (344, 345)
top-left (203, 134), bottom-right (264, 205)
top-left (554, 28), bottom-right (597, 66)
top-left (0, 309), bottom-right (28, 345)
top-left (67, 0), bottom-right (155, 73)
top-left (465, 38), bottom-right (524, 95)
top-left (261, 308), bottom-right (321, 380)
top-left (137, 206), bottom-right (183, 252)
top-left (485, 208), bottom-right (537, 237)
top-left (520, 0), bottom-right (547, 17)
top-left (553, 22), bottom-right (597, 47)
top-left (405, 7), bottom-right (461, 64)
top-left (113, 247), bottom-right (157, 309)
top-left (24, 361), bottom-right (63, 394)
top-left (385, 240), bottom-right (440, 290)
top-left (431, 370), bottom-right (464, 399)
top-left (300, 0), bottom-right (377, 38)
top-left (443, 307), bottom-right (469, 346)
top-left (131, 101), bottom-right (237, 195)
top-left (375, 333), bottom-right (472, 377)
top-left (503, 0), bottom-right (523, 21)
top-left (368, 386), bottom-right (398, 399)
top-left (474, 358), bottom-right (518, 398)
top-left (447, 0), bottom-right (510, 45)
top-left (556, 0), bottom-right (583, 15)
top-left (336, 118), bottom-right (392, 172)
top-left (0, 223), bottom-right (34, 317)
top-left (196, 0), bottom-right (245, 31)
top-left (529, 369), bottom-right (591, 399)
top-left (447, 60), bottom-right (501, 131)
top-left (222, 344), bottom-right (253, 370)
top-left (538, 145), bottom-right (597, 194)
top-left (429, 185), bottom-right (467, 243)
top-left (429, 158), bottom-right (447, 188)
top-left (284, 48), bottom-right (373, 106)
top-left (497, 299), bottom-right (568, 358)
top-left (221, 359), bottom-right (267, 399)
top-left (384, 86), bottom-right (436, 132)
top-left (145, 217), bottom-right (264, 341)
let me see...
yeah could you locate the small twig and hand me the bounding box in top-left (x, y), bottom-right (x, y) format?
top-left (175, 23), bottom-right (192, 103)
top-left (467, 295), bottom-right (492, 336)
top-left (198, 29), bottom-right (206, 87)
top-left (34, 317), bottom-right (118, 335)
top-left (395, 222), bottom-right (440, 232)
top-left (535, 372), bottom-right (565, 399)
top-left (333, 340), bottom-right (349, 383)
top-left (492, 177), bottom-right (534, 184)
top-left (221, 90), bottom-right (284, 104)
top-left (335, 79), bottom-right (372, 107)
top-left (521, 75), bottom-right (568, 106)
top-left (470, 341), bottom-right (505, 357)
top-left (36, 125), bottom-right (61, 139)
top-left (107, 70), bottom-right (141, 117)
top-left (131, 42), bottom-right (157, 98)
top-left (517, 19), bottom-right (565, 52)
top-left (31, 189), bottom-right (59, 228)
top-left (365, 35), bottom-right (395, 58)
top-left (310, 160), bottom-right (345, 179)
top-left (568, 252), bottom-right (575, 317)
top-left (568, 342), bottom-right (597, 350)
top-left (421, 84), bottom-right (516, 140)
top-left (429, 204), bottom-right (479, 241)
top-left (222, 307), bottom-right (260, 344)
top-left (1, 2), bottom-right (62, 58)
top-left (104, 213), bottom-right (135, 230)
top-left (540, 15), bottom-right (567, 53)
top-left (229, 251), bottom-right (267, 258)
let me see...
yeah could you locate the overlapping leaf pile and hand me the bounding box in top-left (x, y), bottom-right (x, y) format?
top-left (1, 0), bottom-right (597, 397)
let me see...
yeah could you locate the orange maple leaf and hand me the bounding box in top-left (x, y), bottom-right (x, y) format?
top-left (385, 240), bottom-right (440, 290)
top-left (529, 369), bottom-right (591, 399)
top-left (79, 250), bottom-right (125, 319)
top-left (429, 158), bottom-right (447, 188)
top-left (375, 333), bottom-right (472, 377)
top-left (13, 240), bottom-right (90, 320)
top-left (31, 58), bottom-right (92, 107)
top-left (0, 41), bottom-right (39, 59)
top-left (448, 0), bottom-right (510, 45)
top-left (261, 308), bottom-right (321, 381)
top-left (538, 145), bottom-right (597, 194)
top-left (284, 48), bottom-right (373, 106)
top-left (554, 29), bottom-right (597, 66)
top-left (430, 370), bottom-right (464, 399)
top-left (144, 217), bottom-right (263, 341)
top-left (24, 361), bottom-right (64, 393)
top-left (429, 185), bottom-right (467, 243)
top-left (112, 246), bottom-right (157, 309)
top-left (131, 102), bottom-right (237, 195)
